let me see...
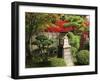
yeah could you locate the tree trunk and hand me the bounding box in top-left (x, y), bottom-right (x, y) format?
top-left (26, 33), bottom-right (33, 65)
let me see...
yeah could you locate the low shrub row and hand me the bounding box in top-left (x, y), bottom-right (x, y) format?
top-left (71, 49), bottom-right (89, 65)
top-left (26, 57), bottom-right (66, 68)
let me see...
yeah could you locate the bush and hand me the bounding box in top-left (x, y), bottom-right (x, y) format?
top-left (67, 32), bottom-right (80, 49)
top-left (71, 47), bottom-right (77, 57)
top-left (49, 57), bottom-right (66, 67)
top-left (27, 57), bottom-right (66, 68)
top-left (34, 57), bottom-right (66, 67)
top-left (71, 47), bottom-right (78, 63)
top-left (76, 50), bottom-right (89, 65)
top-left (48, 47), bottom-right (58, 56)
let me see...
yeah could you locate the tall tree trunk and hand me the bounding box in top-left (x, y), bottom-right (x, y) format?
top-left (26, 33), bottom-right (33, 65)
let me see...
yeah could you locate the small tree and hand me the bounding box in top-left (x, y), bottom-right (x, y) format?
top-left (25, 13), bottom-right (62, 61)
top-left (32, 35), bottom-right (53, 62)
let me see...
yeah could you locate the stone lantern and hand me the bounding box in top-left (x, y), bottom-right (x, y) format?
top-left (58, 35), bottom-right (70, 57)
top-left (63, 36), bottom-right (74, 65)
top-left (58, 35), bottom-right (74, 66)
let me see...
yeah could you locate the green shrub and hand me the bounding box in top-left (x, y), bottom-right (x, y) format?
top-left (28, 57), bottom-right (66, 67)
top-left (76, 50), bottom-right (89, 65)
top-left (67, 32), bottom-right (80, 49)
top-left (49, 57), bottom-right (66, 67)
top-left (71, 47), bottom-right (78, 63)
top-left (48, 47), bottom-right (58, 56)
top-left (71, 47), bottom-right (77, 57)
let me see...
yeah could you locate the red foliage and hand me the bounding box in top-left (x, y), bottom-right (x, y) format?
top-left (45, 26), bottom-right (75, 32)
top-left (55, 20), bottom-right (69, 27)
top-left (44, 20), bottom-right (77, 32)
top-left (60, 26), bottom-right (73, 32)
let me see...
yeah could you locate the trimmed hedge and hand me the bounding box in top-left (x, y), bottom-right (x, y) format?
top-left (71, 47), bottom-right (78, 63)
top-left (76, 50), bottom-right (89, 65)
top-left (26, 57), bottom-right (66, 68)
top-left (71, 47), bottom-right (77, 57)
top-left (49, 57), bottom-right (66, 67)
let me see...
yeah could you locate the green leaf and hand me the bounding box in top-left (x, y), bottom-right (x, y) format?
top-left (63, 22), bottom-right (80, 28)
